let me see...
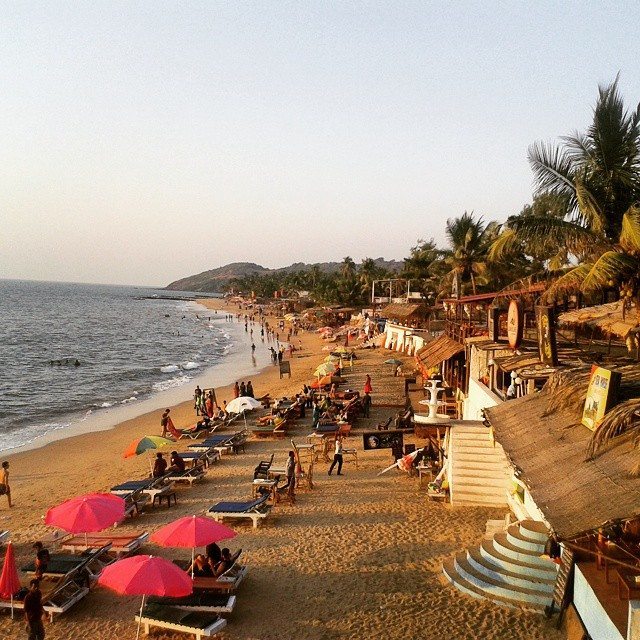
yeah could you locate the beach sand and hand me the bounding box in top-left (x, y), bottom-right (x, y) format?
top-left (0, 299), bottom-right (563, 640)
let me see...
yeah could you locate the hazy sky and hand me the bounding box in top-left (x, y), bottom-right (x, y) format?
top-left (2, 1), bottom-right (640, 286)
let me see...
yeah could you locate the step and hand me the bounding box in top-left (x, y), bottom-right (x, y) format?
top-left (467, 548), bottom-right (555, 593)
top-left (451, 484), bottom-right (508, 496)
top-left (452, 441), bottom-right (497, 451)
top-left (454, 554), bottom-right (553, 606)
top-left (452, 492), bottom-right (508, 507)
top-left (519, 520), bottom-right (549, 544)
top-left (480, 540), bottom-right (557, 580)
top-left (454, 467), bottom-right (510, 480)
top-left (451, 426), bottom-right (491, 435)
top-left (506, 524), bottom-right (546, 553)
top-left (493, 534), bottom-right (556, 570)
top-left (442, 558), bottom-right (545, 613)
top-left (454, 451), bottom-right (507, 462)
top-left (454, 459), bottom-right (511, 472)
top-left (452, 474), bottom-right (509, 488)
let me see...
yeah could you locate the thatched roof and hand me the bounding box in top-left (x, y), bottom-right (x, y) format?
top-left (558, 301), bottom-right (639, 339)
top-left (485, 365), bottom-right (640, 539)
top-left (381, 303), bottom-right (425, 320)
top-left (493, 352), bottom-right (542, 373)
top-left (415, 334), bottom-right (464, 371)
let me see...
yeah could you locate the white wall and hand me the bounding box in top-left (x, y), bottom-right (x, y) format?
top-left (463, 377), bottom-right (503, 420)
top-left (574, 564), bottom-right (625, 640)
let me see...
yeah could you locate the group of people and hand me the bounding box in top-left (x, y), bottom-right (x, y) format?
top-left (193, 386), bottom-right (219, 417)
top-left (187, 542), bottom-right (234, 578)
top-left (233, 380), bottom-right (254, 398)
top-left (153, 450), bottom-right (186, 477)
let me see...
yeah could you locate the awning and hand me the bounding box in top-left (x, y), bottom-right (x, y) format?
top-left (381, 303), bottom-right (425, 320)
top-left (493, 353), bottom-right (542, 373)
top-left (558, 301), bottom-right (639, 340)
top-left (415, 334), bottom-right (464, 372)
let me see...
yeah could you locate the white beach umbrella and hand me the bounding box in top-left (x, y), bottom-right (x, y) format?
top-left (226, 396), bottom-right (262, 414)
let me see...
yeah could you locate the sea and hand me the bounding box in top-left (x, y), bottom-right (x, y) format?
top-left (0, 279), bottom-right (270, 454)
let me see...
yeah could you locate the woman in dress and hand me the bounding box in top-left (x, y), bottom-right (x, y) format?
top-left (364, 374), bottom-right (373, 395)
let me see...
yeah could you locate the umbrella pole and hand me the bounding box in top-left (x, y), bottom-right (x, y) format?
top-left (135, 594), bottom-right (145, 640)
top-left (191, 547), bottom-right (195, 578)
top-left (10, 594), bottom-right (13, 620)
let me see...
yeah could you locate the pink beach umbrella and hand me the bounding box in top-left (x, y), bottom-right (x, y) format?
top-left (151, 515), bottom-right (236, 577)
top-left (99, 555), bottom-right (192, 640)
top-left (45, 493), bottom-right (126, 544)
top-left (0, 542), bottom-right (21, 618)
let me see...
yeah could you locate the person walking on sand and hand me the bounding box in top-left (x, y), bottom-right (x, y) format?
top-left (24, 579), bottom-right (46, 640)
top-left (233, 382), bottom-right (240, 399)
top-left (285, 450), bottom-right (296, 504)
top-left (364, 374), bottom-right (373, 395)
top-left (328, 435), bottom-right (344, 476)
top-left (0, 461), bottom-right (11, 508)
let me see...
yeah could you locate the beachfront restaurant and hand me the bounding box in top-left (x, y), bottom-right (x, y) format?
top-left (484, 366), bottom-right (640, 640)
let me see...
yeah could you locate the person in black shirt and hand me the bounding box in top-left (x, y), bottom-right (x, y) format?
top-left (153, 453), bottom-right (168, 478)
top-left (24, 579), bottom-right (45, 640)
top-left (169, 451), bottom-right (185, 474)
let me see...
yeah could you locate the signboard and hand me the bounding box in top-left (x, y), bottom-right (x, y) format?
top-left (363, 430), bottom-right (404, 451)
top-left (535, 306), bottom-right (558, 366)
top-left (279, 361), bottom-right (291, 379)
top-left (487, 307), bottom-right (501, 342)
top-left (507, 300), bottom-right (523, 349)
top-left (581, 366), bottom-right (622, 431)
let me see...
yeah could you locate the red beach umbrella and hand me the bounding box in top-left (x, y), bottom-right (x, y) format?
top-left (0, 542), bottom-right (21, 618)
top-left (45, 493), bottom-right (126, 543)
top-left (151, 515), bottom-right (236, 576)
top-left (99, 555), bottom-right (192, 640)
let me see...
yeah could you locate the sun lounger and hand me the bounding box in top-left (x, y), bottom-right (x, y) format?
top-left (0, 530), bottom-right (8, 546)
top-left (22, 544), bottom-right (114, 580)
top-left (206, 495), bottom-right (271, 529)
top-left (253, 454), bottom-right (274, 479)
top-left (110, 478), bottom-right (158, 494)
top-left (136, 603), bottom-right (227, 639)
top-left (191, 550), bottom-right (247, 593)
top-left (187, 434), bottom-right (237, 452)
top-left (0, 558), bottom-right (92, 621)
top-left (216, 430), bottom-right (248, 454)
top-left (148, 593), bottom-right (236, 614)
top-left (60, 531), bottom-right (149, 556)
top-left (179, 450), bottom-right (220, 468)
top-left (166, 466), bottom-right (206, 485)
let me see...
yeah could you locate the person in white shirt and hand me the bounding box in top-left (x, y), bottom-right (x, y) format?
top-left (328, 435), bottom-right (343, 476)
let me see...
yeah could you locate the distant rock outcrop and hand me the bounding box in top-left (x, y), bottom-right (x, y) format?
top-left (165, 258), bottom-right (402, 293)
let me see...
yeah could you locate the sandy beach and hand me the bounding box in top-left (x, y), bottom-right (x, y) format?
top-left (0, 299), bottom-right (562, 640)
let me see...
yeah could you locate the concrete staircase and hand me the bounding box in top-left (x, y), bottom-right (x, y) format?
top-left (443, 520), bottom-right (557, 612)
top-left (449, 423), bottom-right (511, 507)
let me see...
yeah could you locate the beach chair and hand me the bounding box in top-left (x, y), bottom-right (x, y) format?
top-left (136, 603), bottom-right (227, 639)
top-left (217, 430), bottom-right (249, 455)
top-left (22, 544), bottom-right (114, 581)
top-left (179, 450), bottom-right (220, 468)
top-left (206, 495), bottom-right (272, 529)
top-left (148, 593), bottom-right (236, 614)
top-left (191, 551), bottom-right (247, 593)
top-left (253, 454), bottom-right (274, 479)
top-left (60, 531), bottom-right (149, 557)
top-left (0, 530), bottom-right (8, 546)
top-left (166, 465), bottom-right (206, 486)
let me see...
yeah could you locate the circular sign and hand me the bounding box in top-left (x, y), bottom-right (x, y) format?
top-left (507, 300), bottom-right (523, 349)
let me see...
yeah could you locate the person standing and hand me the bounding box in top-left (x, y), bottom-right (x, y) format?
top-left (246, 381), bottom-right (254, 398)
top-left (364, 374), bottom-right (373, 395)
top-left (312, 401), bottom-right (321, 431)
top-left (160, 411), bottom-right (169, 438)
top-left (285, 450), bottom-right (296, 504)
top-left (194, 386), bottom-right (202, 415)
top-left (233, 382), bottom-right (240, 399)
top-left (328, 435), bottom-right (343, 476)
top-left (0, 461), bottom-right (11, 508)
top-left (239, 381), bottom-right (246, 397)
top-left (24, 579), bottom-right (46, 640)
top-left (362, 392), bottom-right (372, 418)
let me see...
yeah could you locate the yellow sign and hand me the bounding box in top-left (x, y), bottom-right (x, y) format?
top-left (582, 366), bottom-right (621, 431)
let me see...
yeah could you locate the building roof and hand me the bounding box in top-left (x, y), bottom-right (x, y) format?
top-left (485, 384), bottom-right (640, 540)
top-left (415, 334), bottom-right (464, 371)
top-left (493, 352), bottom-right (543, 373)
top-left (380, 303), bottom-right (425, 319)
top-left (558, 301), bottom-right (639, 339)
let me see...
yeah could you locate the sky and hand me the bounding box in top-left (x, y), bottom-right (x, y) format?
top-left (2, 1), bottom-right (640, 287)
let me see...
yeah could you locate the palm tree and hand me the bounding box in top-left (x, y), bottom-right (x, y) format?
top-left (443, 212), bottom-right (491, 295)
top-left (490, 78), bottom-right (640, 310)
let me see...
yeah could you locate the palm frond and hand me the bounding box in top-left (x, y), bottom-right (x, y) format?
top-left (542, 263), bottom-right (593, 302)
top-left (587, 398), bottom-right (640, 459)
top-left (528, 141), bottom-right (577, 197)
top-left (620, 204), bottom-right (640, 252)
top-left (581, 251), bottom-right (639, 291)
top-left (487, 228), bottom-right (518, 261)
top-left (575, 176), bottom-right (604, 234)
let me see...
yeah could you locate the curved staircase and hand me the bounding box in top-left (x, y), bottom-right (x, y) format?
top-left (443, 520), bottom-right (557, 612)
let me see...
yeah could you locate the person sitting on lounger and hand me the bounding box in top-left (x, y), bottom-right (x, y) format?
top-left (206, 542), bottom-right (222, 564)
top-left (188, 554), bottom-right (213, 577)
top-left (33, 542), bottom-right (50, 579)
top-left (213, 548), bottom-right (234, 577)
top-left (153, 452), bottom-right (168, 477)
top-left (169, 451), bottom-right (186, 473)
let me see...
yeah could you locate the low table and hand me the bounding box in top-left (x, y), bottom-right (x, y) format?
top-left (153, 490), bottom-right (177, 508)
top-left (251, 479), bottom-right (279, 504)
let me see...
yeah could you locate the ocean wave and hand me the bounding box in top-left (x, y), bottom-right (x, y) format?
top-left (99, 401), bottom-right (114, 408)
top-left (121, 396), bottom-right (138, 404)
top-left (161, 364), bottom-right (180, 373)
top-left (182, 361), bottom-right (200, 370)
top-left (152, 375), bottom-right (191, 392)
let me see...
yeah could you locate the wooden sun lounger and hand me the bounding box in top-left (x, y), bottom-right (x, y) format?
top-left (148, 593), bottom-right (236, 614)
top-left (206, 495), bottom-right (271, 529)
top-left (136, 603), bottom-right (227, 640)
top-left (166, 466), bottom-right (206, 485)
top-left (60, 531), bottom-right (149, 556)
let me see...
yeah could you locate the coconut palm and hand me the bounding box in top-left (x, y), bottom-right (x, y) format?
top-left (490, 78), bottom-right (640, 310)
top-left (442, 212), bottom-right (492, 296)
